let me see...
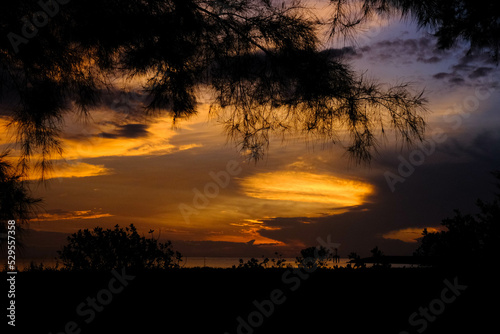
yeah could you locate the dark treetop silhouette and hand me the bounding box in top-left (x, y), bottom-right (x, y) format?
top-left (0, 0), bottom-right (427, 178)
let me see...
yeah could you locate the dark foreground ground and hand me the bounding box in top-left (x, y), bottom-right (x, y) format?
top-left (2, 266), bottom-right (498, 334)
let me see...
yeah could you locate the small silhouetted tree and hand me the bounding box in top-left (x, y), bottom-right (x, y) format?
top-left (58, 224), bottom-right (182, 271)
top-left (270, 252), bottom-right (287, 268)
top-left (347, 251), bottom-right (366, 269)
top-left (236, 257), bottom-right (266, 270)
top-left (236, 252), bottom-right (287, 269)
top-left (370, 246), bottom-right (390, 268)
top-left (296, 246), bottom-right (331, 268)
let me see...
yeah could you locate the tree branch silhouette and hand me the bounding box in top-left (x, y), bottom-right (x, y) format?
top-left (0, 0), bottom-right (428, 177)
top-left (0, 151), bottom-right (42, 249)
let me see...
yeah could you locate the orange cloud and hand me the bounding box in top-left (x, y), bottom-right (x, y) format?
top-left (205, 230), bottom-right (284, 246)
top-left (26, 161), bottom-right (112, 181)
top-left (239, 171), bottom-right (374, 208)
top-left (61, 114), bottom-right (202, 160)
top-left (2, 109), bottom-right (204, 180)
top-left (382, 227), bottom-right (444, 243)
top-left (34, 209), bottom-right (113, 222)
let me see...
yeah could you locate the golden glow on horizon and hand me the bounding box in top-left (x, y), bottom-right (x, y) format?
top-left (239, 171), bottom-right (374, 208)
top-left (382, 227), bottom-right (444, 243)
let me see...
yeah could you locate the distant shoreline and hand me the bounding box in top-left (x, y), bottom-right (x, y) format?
top-left (6, 256), bottom-right (424, 270)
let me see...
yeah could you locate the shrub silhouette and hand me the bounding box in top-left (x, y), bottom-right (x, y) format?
top-left (347, 252), bottom-right (366, 269)
top-left (235, 253), bottom-right (288, 269)
top-left (58, 224), bottom-right (182, 271)
top-left (235, 257), bottom-right (266, 270)
top-left (296, 246), bottom-right (332, 268)
top-left (370, 246), bottom-right (391, 268)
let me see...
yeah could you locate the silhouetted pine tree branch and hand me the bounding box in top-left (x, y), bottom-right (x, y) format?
top-left (0, 0), bottom-right (428, 176)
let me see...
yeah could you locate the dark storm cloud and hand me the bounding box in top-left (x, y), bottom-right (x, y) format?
top-left (359, 36), bottom-right (437, 64)
top-left (456, 53), bottom-right (495, 67)
top-left (452, 63), bottom-right (475, 73)
top-left (322, 47), bottom-right (361, 60)
top-left (374, 37), bottom-right (428, 52)
top-left (99, 123), bottom-right (149, 139)
top-left (432, 67), bottom-right (497, 86)
top-left (433, 72), bottom-right (451, 80)
top-left (468, 67), bottom-right (494, 79)
top-left (433, 51), bottom-right (499, 86)
top-left (439, 130), bottom-right (500, 164)
top-left (417, 56), bottom-right (442, 64)
top-left (358, 31), bottom-right (499, 88)
top-left (448, 76), bottom-right (465, 85)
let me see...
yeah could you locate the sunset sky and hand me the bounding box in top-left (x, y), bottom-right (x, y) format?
top-left (3, 0), bottom-right (500, 259)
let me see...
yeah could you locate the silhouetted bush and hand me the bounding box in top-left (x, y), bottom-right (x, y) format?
top-left (58, 224), bottom-right (182, 271)
top-left (235, 253), bottom-right (288, 269)
top-left (295, 246), bottom-right (332, 268)
top-left (369, 246), bottom-right (391, 268)
top-left (24, 261), bottom-right (60, 272)
top-left (347, 252), bottom-right (366, 269)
